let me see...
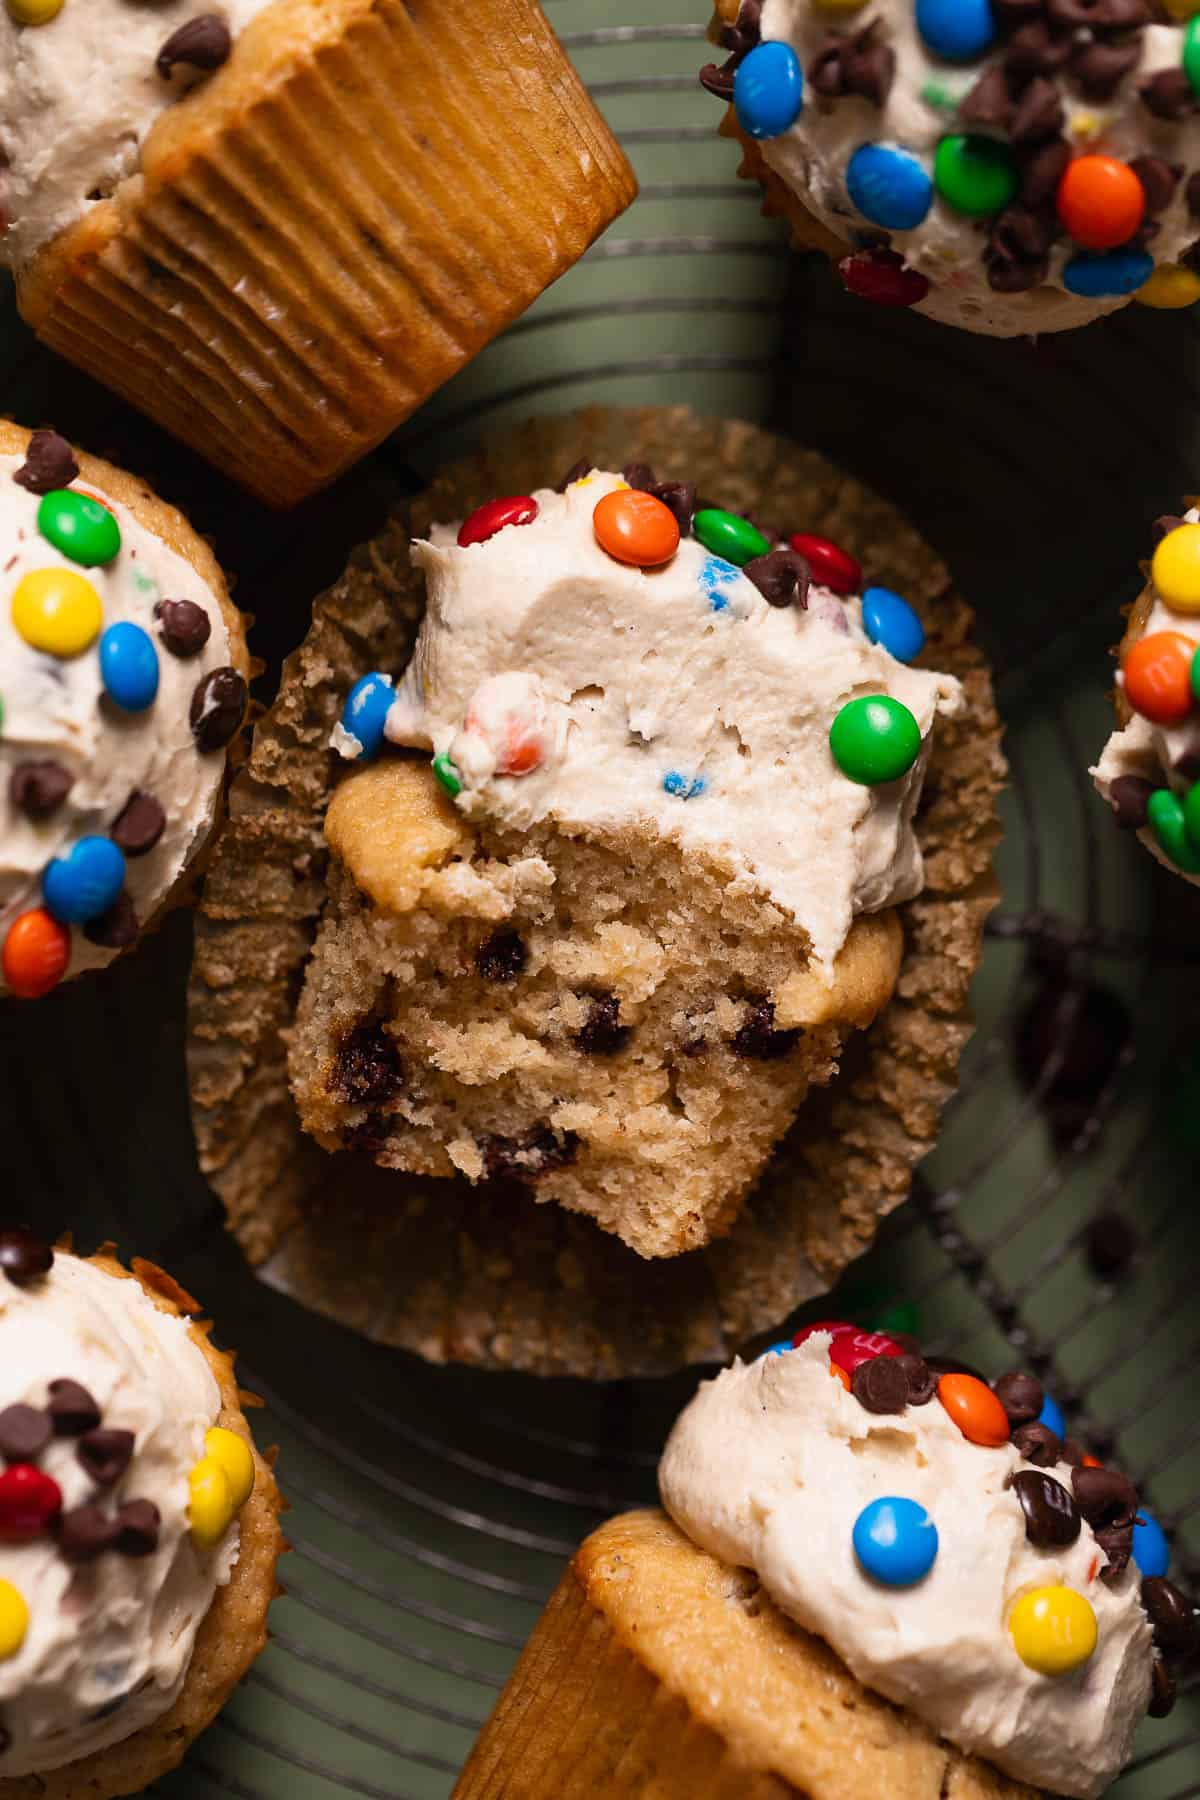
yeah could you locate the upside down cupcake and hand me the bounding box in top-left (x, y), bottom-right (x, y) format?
top-left (0, 421), bottom-right (250, 1000)
top-left (703, 0), bottom-right (1200, 335)
top-left (0, 1229), bottom-right (283, 1794)
top-left (454, 1325), bottom-right (1191, 1799)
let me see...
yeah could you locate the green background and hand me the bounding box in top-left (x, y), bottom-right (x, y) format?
top-left (4, 2), bottom-right (1200, 1793)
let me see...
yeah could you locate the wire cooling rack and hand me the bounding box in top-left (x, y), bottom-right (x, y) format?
top-left (6, 1), bottom-right (1200, 1794)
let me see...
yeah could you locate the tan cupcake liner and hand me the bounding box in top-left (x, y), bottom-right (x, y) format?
top-left (0, 1248), bottom-right (286, 1800)
top-left (18, 0), bottom-right (636, 509)
top-left (452, 1510), bottom-right (1041, 1800)
top-left (186, 404), bottom-right (1005, 1378)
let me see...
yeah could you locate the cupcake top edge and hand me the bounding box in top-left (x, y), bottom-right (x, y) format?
top-left (659, 1327), bottom-right (1176, 1799)
top-left (0, 1231), bottom-right (256, 1775)
top-left (330, 461), bottom-right (963, 976)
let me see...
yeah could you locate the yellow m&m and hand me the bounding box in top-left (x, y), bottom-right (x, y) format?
top-left (12, 568), bottom-right (102, 658)
top-left (1009, 1586), bottom-right (1097, 1676)
top-left (0, 1579), bottom-right (29, 1661)
top-left (204, 1427), bottom-right (255, 1510)
top-left (1135, 265), bottom-right (1200, 311)
top-left (1152, 522), bottom-right (1200, 615)
top-left (188, 1455), bottom-right (235, 1550)
top-left (6, 0), bottom-right (66, 21)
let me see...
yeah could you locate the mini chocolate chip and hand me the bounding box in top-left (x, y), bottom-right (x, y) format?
top-left (994, 1371), bottom-right (1044, 1427)
top-left (1020, 138), bottom-right (1072, 207)
top-left (154, 598), bottom-right (212, 658)
top-left (78, 1428), bottom-right (135, 1487)
top-left (1009, 1469), bottom-right (1082, 1547)
top-left (851, 1356), bottom-right (909, 1415)
top-left (809, 21), bottom-right (894, 106)
top-left (0, 1229), bottom-right (53, 1288)
top-left (330, 1020), bottom-right (403, 1106)
top-left (699, 56), bottom-right (737, 98)
top-left (744, 549), bottom-right (811, 609)
top-left (1010, 76), bottom-right (1064, 146)
top-left (960, 65), bottom-right (1014, 127)
top-left (621, 462), bottom-right (657, 492)
top-left (1140, 68), bottom-right (1196, 120)
top-left (481, 1127), bottom-right (580, 1182)
top-left (1071, 39), bottom-right (1140, 100)
top-left (1148, 1654), bottom-right (1177, 1718)
top-left (57, 1505), bottom-right (120, 1564)
top-left (1129, 155), bottom-right (1181, 215)
top-left (651, 481), bottom-right (697, 533)
top-left (894, 1353), bottom-right (937, 1405)
top-left (1073, 1464), bottom-right (1139, 1526)
top-left (47, 1380), bottom-right (101, 1436)
top-left (732, 998), bottom-right (800, 1061)
top-left (110, 790), bottom-right (166, 857)
top-left (115, 1499), bottom-right (160, 1557)
top-left (0, 1405), bottom-right (51, 1464)
top-left (575, 992), bottom-right (630, 1056)
top-left (83, 891), bottom-right (139, 949)
top-left (1012, 1421), bottom-right (1063, 1466)
top-left (1142, 1577), bottom-right (1199, 1657)
top-left (13, 430), bottom-right (79, 496)
top-left (1004, 21), bottom-right (1073, 79)
top-left (987, 249), bottom-right (1049, 293)
top-left (10, 759), bottom-right (73, 820)
top-left (1085, 1211), bottom-right (1136, 1274)
top-left (555, 459), bottom-right (592, 492)
top-left (720, 0), bottom-right (762, 53)
top-left (475, 930), bottom-right (528, 984)
top-left (189, 667), bottom-right (246, 752)
top-left (156, 14), bottom-right (232, 78)
top-left (1106, 775), bottom-right (1155, 832)
top-left (1096, 1520), bottom-right (1134, 1584)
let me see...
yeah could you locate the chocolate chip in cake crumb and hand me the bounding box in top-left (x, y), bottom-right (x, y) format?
top-left (894, 1353), bottom-right (937, 1405)
top-left (190, 667), bottom-right (247, 752)
top-left (155, 598), bottom-right (212, 658)
top-left (77, 1428), bottom-right (135, 1487)
top-left (555, 459), bottom-right (592, 493)
top-left (1011, 1421), bottom-right (1063, 1466)
top-left (994, 1370), bottom-right (1044, 1427)
top-left (48, 1380), bottom-right (100, 1436)
top-left (575, 992), bottom-right (631, 1055)
top-left (111, 790), bottom-right (166, 857)
top-left (13, 430), bottom-right (79, 496)
top-left (0, 1228), bottom-right (53, 1289)
top-left (0, 1405), bottom-right (51, 1464)
top-left (115, 1499), bottom-right (160, 1557)
top-left (330, 1021), bottom-right (404, 1106)
top-left (700, 55), bottom-right (739, 98)
top-left (57, 1505), bottom-right (120, 1564)
top-left (10, 759), bottom-right (73, 820)
top-left (156, 14), bottom-right (232, 79)
top-left (732, 998), bottom-right (800, 1061)
top-left (851, 1356), bottom-right (908, 1414)
top-left (1106, 776), bottom-right (1155, 832)
top-left (744, 549), bottom-right (810, 609)
top-left (475, 930), bottom-right (528, 984)
top-left (482, 1127), bottom-right (580, 1182)
top-left (83, 891), bottom-right (139, 949)
top-left (651, 481), bottom-right (697, 533)
top-left (1142, 1578), bottom-right (1199, 1658)
top-left (621, 462), bottom-right (657, 492)
top-left (1008, 1469), bottom-right (1081, 1547)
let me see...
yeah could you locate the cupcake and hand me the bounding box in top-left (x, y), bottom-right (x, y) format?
top-left (454, 1327), bottom-right (1188, 1800)
top-left (1092, 508), bottom-right (1200, 878)
top-left (188, 407), bottom-right (1004, 1373)
top-left (0, 1228), bottom-right (283, 1792)
top-left (0, 421), bottom-right (250, 1000)
top-left (0, 0), bottom-right (637, 509)
top-left (703, 0), bottom-right (1200, 336)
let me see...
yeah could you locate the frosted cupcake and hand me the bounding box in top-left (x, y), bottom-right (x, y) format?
top-left (0, 1229), bottom-right (282, 1792)
top-left (0, 0), bottom-right (636, 507)
top-left (704, 0), bottom-right (1200, 335)
top-left (0, 421), bottom-right (249, 1000)
top-left (455, 1326), bottom-right (1190, 1799)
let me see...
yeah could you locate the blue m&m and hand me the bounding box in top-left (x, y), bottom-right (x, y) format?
top-left (1063, 250), bottom-right (1155, 299)
top-left (764, 1340), bottom-right (795, 1356)
top-left (853, 1496), bottom-right (938, 1586)
top-left (863, 587), bottom-right (925, 664)
top-left (847, 146), bottom-right (933, 231)
top-left (1038, 1392), bottom-right (1065, 1440)
top-left (99, 623), bottom-right (159, 712)
top-left (733, 41), bottom-right (804, 140)
top-left (916, 0), bottom-right (996, 59)
top-left (340, 672), bottom-right (394, 759)
top-left (1133, 1510), bottom-right (1170, 1579)
top-left (42, 837), bottom-right (126, 925)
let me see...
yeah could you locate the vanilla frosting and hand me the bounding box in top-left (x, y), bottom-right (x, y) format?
top-left (0, 0), bottom-right (273, 271)
top-left (744, 0), bottom-right (1200, 336)
top-left (659, 1334), bottom-right (1152, 1798)
top-left (336, 472), bottom-right (962, 974)
top-left (0, 448), bottom-right (235, 987)
top-left (0, 1254), bottom-right (239, 1775)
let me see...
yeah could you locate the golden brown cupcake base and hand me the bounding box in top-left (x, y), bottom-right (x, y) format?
top-left (453, 1511), bottom-right (1042, 1800)
top-left (187, 405), bottom-right (1004, 1376)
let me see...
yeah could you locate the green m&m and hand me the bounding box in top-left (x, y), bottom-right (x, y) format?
top-left (37, 490), bottom-right (121, 568)
top-left (1184, 15), bottom-right (1200, 96)
top-left (432, 750), bottom-right (462, 798)
top-left (934, 134), bottom-right (1018, 217)
top-left (830, 695), bottom-right (922, 785)
top-left (1148, 785), bottom-right (1200, 872)
top-left (693, 508), bottom-right (770, 567)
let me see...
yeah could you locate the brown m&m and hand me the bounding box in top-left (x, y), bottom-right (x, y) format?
top-left (1009, 1469), bottom-right (1082, 1547)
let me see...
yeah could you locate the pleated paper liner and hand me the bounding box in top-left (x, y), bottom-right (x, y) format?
top-left (186, 405), bottom-right (1004, 1378)
top-left (452, 1511), bottom-right (1040, 1800)
top-left (17, 0), bottom-right (636, 510)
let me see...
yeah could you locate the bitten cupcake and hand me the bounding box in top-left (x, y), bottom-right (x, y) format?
top-left (0, 0), bottom-right (636, 508)
top-left (454, 1327), bottom-right (1190, 1800)
top-left (0, 422), bottom-right (250, 1000)
top-left (0, 1229), bottom-right (283, 1794)
top-left (704, 0), bottom-right (1200, 336)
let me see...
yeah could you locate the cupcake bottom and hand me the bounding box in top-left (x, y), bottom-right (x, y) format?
top-left (453, 1510), bottom-right (1040, 1800)
top-left (1, 1252), bottom-right (285, 1800)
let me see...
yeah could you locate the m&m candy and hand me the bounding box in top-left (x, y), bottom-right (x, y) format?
top-left (693, 509), bottom-right (770, 568)
top-left (1057, 157), bottom-right (1145, 251)
top-left (1152, 523), bottom-right (1200, 614)
top-left (1133, 1510), bottom-right (1170, 1579)
top-left (0, 1463), bottom-right (61, 1539)
top-left (1122, 632), bottom-right (1195, 724)
top-left (863, 587), bottom-right (925, 663)
top-left (37, 490), bottom-right (121, 568)
top-left (0, 1580), bottom-right (27, 1662)
top-left (1009, 1586), bottom-right (1097, 1675)
top-left (457, 496), bottom-right (538, 548)
top-left (934, 135), bottom-right (1017, 217)
top-left (830, 695), bottom-right (921, 785)
top-left (6, 0), bottom-right (65, 16)
top-left (853, 1497), bottom-right (939, 1586)
top-left (1149, 787), bottom-right (1200, 872)
top-left (2, 909), bottom-right (71, 999)
top-left (189, 1454), bottom-right (235, 1549)
top-left (432, 750), bottom-right (462, 797)
top-left (789, 533), bottom-right (861, 595)
top-left (593, 489), bottom-right (680, 567)
top-left (43, 837), bottom-right (126, 925)
top-left (99, 623), bottom-right (159, 712)
top-left (838, 247), bottom-right (931, 308)
top-left (1037, 1392), bottom-right (1066, 1440)
top-left (847, 145), bottom-right (934, 231)
top-left (915, 0), bottom-right (995, 59)
top-left (340, 672), bottom-right (395, 758)
top-left (1062, 250), bottom-right (1155, 299)
top-left (1185, 14), bottom-right (1200, 94)
top-left (733, 41), bottom-right (805, 140)
top-left (12, 568), bottom-right (103, 658)
top-left (1136, 265), bottom-right (1200, 310)
top-left (938, 1373), bottom-right (1010, 1446)
top-left (204, 1426), bottom-right (256, 1510)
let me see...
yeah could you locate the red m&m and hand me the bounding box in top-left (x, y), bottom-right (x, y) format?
top-left (0, 1464), bottom-right (61, 1539)
top-left (788, 534), bottom-right (862, 596)
top-left (792, 1320), bottom-right (905, 1376)
top-left (457, 496), bottom-right (538, 548)
top-left (838, 247), bottom-right (931, 309)
top-left (1122, 631), bottom-right (1196, 725)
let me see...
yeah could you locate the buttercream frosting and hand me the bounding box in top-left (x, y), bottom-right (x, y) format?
top-left (0, 1254), bottom-right (239, 1774)
top-left (335, 471), bottom-right (962, 974)
top-left (659, 1334), bottom-right (1152, 1798)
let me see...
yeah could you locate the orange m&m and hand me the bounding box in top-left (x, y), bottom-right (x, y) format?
top-left (593, 489), bottom-right (680, 568)
top-left (1056, 156), bottom-right (1146, 251)
top-left (1122, 631), bottom-right (1196, 725)
top-left (2, 909), bottom-right (70, 1000)
top-left (937, 1372), bottom-right (1010, 1446)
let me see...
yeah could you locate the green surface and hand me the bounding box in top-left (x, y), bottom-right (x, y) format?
top-left (4, 2), bottom-right (1200, 1795)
